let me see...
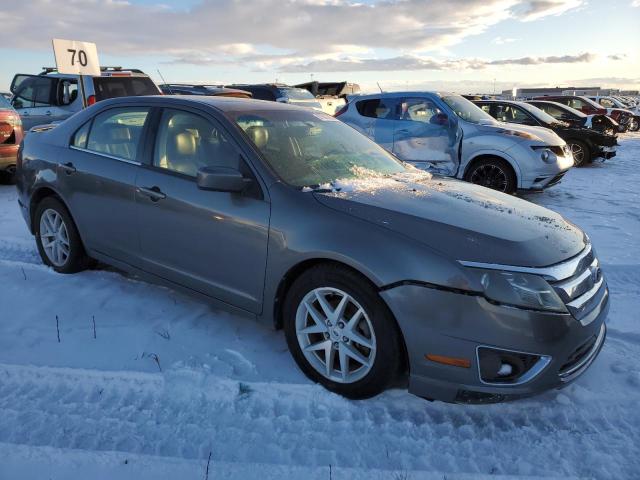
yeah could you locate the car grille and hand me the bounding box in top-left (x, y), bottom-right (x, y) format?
top-left (547, 244), bottom-right (607, 325)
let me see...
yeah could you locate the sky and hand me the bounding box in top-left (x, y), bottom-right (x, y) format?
top-left (0, 0), bottom-right (638, 94)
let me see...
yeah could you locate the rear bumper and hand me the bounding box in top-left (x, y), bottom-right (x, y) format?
top-left (381, 282), bottom-right (608, 403)
top-left (0, 144), bottom-right (18, 169)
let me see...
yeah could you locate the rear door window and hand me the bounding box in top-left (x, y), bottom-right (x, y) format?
top-left (92, 77), bottom-right (159, 101)
top-left (71, 121), bottom-right (91, 148)
top-left (86, 107), bottom-right (150, 161)
top-left (355, 98), bottom-right (396, 119)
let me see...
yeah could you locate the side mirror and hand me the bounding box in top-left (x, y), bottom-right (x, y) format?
top-left (196, 166), bottom-right (250, 193)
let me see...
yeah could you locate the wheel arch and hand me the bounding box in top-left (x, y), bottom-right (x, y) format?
top-left (29, 186), bottom-right (69, 233)
top-left (463, 153), bottom-right (520, 189)
top-left (272, 257), bottom-right (410, 374)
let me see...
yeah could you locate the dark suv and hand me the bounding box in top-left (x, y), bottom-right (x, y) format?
top-left (159, 84), bottom-right (252, 98)
top-left (474, 100), bottom-right (617, 166)
top-left (532, 95), bottom-right (633, 132)
top-left (226, 84), bottom-right (323, 110)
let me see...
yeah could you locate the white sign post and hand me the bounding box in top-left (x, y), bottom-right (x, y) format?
top-left (52, 38), bottom-right (101, 76)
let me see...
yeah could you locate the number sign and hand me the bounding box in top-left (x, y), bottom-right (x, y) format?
top-left (52, 39), bottom-right (101, 76)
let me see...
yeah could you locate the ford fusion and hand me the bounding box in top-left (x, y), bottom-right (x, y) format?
top-left (16, 96), bottom-right (608, 403)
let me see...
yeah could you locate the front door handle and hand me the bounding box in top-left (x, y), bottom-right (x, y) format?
top-left (138, 186), bottom-right (166, 202)
top-left (60, 162), bottom-right (76, 174)
top-left (45, 111), bottom-right (52, 116)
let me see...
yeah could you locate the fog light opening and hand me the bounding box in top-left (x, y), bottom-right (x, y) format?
top-left (478, 347), bottom-right (546, 385)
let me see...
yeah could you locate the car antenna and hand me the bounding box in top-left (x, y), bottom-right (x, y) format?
top-left (377, 82), bottom-right (384, 93)
top-left (157, 69), bottom-right (173, 94)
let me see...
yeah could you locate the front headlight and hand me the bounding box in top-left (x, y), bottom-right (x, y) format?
top-left (476, 269), bottom-right (567, 313)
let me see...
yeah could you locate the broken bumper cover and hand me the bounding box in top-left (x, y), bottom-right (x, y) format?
top-left (595, 146), bottom-right (617, 160)
top-left (380, 283), bottom-right (608, 403)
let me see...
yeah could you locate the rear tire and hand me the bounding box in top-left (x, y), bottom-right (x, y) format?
top-left (34, 197), bottom-right (91, 274)
top-left (566, 139), bottom-right (590, 167)
top-left (283, 264), bottom-right (404, 399)
top-left (0, 168), bottom-right (16, 185)
top-left (464, 158), bottom-right (516, 194)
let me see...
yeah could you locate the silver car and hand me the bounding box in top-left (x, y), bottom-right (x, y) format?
top-left (337, 92), bottom-right (574, 193)
top-left (16, 96), bottom-right (607, 403)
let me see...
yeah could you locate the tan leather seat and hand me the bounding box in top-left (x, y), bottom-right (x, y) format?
top-left (166, 129), bottom-right (199, 175)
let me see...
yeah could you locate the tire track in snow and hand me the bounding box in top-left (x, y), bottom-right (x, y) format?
top-left (0, 363), bottom-right (638, 479)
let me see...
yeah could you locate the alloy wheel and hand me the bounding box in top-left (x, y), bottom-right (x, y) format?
top-left (39, 208), bottom-right (71, 267)
top-left (569, 143), bottom-right (585, 166)
top-left (295, 287), bottom-right (377, 384)
top-left (470, 164), bottom-right (508, 192)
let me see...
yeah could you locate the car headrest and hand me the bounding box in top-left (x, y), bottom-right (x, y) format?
top-left (245, 126), bottom-right (269, 149)
top-left (174, 130), bottom-right (197, 156)
top-left (110, 126), bottom-right (132, 141)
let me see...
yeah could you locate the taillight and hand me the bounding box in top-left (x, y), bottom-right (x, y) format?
top-left (87, 95), bottom-right (96, 106)
top-left (334, 104), bottom-right (348, 117)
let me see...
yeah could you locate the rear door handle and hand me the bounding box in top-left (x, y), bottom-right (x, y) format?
top-left (60, 162), bottom-right (76, 174)
top-left (138, 186), bottom-right (166, 201)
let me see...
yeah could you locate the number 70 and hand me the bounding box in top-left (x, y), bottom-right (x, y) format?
top-left (67, 48), bottom-right (88, 67)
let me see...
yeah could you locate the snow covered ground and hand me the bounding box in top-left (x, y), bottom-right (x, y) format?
top-left (1, 134), bottom-right (639, 480)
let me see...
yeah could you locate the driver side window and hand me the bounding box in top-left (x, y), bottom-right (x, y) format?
top-left (11, 75), bottom-right (56, 109)
top-left (494, 105), bottom-right (535, 125)
top-left (154, 109), bottom-right (240, 177)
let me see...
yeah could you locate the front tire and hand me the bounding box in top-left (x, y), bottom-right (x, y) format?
top-left (34, 197), bottom-right (90, 273)
top-left (283, 264), bottom-right (404, 399)
top-left (464, 158), bottom-right (516, 194)
top-left (566, 139), bottom-right (590, 167)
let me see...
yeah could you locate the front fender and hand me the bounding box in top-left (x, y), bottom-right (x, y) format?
top-left (461, 148), bottom-right (523, 189)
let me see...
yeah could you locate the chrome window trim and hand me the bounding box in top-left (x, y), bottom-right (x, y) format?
top-left (475, 345), bottom-right (552, 387)
top-left (559, 323), bottom-right (606, 382)
top-left (69, 145), bottom-right (142, 166)
top-left (459, 243), bottom-right (592, 282)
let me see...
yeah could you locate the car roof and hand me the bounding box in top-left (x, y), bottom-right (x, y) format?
top-left (97, 95), bottom-right (307, 113)
top-left (348, 91), bottom-right (455, 100)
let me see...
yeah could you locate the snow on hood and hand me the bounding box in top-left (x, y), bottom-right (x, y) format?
top-left (312, 172), bottom-right (585, 267)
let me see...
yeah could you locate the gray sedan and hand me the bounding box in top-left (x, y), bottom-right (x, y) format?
top-left (15, 96), bottom-right (608, 403)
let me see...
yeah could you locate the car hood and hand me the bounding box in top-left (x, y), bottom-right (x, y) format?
top-left (480, 122), bottom-right (564, 146)
top-left (313, 173), bottom-right (585, 267)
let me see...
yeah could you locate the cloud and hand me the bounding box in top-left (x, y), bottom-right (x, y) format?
top-left (607, 54), bottom-right (627, 61)
top-left (492, 36), bottom-right (518, 44)
top-left (0, 0), bottom-right (585, 65)
top-left (488, 52), bottom-right (595, 65)
top-left (517, 0), bottom-right (584, 21)
top-left (279, 52), bottom-right (597, 72)
top-left (632, 0), bottom-right (640, 6)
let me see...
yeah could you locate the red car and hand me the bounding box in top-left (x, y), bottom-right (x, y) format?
top-left (0, 95), bottom-right (23, 184)
top-left (533, 95), bottom-right (633, 132)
